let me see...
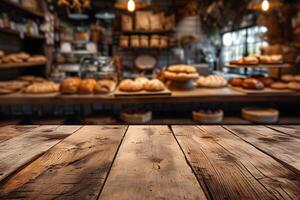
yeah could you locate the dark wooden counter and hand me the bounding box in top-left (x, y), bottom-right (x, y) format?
top-left (0, 125), bottom-right (299, 199)
top-left (0, 88), bottom-right (300, 105)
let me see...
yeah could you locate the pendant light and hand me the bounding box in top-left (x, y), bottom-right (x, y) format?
top-left (261, 0), bottom-right (270, 11)
top-left (248, 0), bottom-right (282, 11)
top-left (115, 0), bottom-right (151, 11)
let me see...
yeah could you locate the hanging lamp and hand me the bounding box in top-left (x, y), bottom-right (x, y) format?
top-left (247, 0), bottom-right (282, 11)
top-left (115, 0), bottom-right (151, 11)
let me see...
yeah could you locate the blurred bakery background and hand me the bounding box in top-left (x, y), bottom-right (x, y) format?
top-left (0, 0), bottom-right (299, 125)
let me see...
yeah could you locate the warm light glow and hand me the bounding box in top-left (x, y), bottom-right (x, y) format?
top-left (128, 0), bottom-right (135, 12)
top-left (261, 0), bottom-right (270, 11)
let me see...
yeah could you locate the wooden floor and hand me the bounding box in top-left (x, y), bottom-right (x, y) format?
top-left (0, 125), bottom-right (299, 199)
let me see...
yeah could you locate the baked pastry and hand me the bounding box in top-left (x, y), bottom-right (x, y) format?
top-left (242, 78), bottom-right (264, 90)
top-left (242, 56), bottom-right (259, 65)
top-left (259, 55), bottom-right (283, 64)
top-left (270, 82), bottom-right (289, 90)
top-left (94, 80), bottom-right (116, 94)
top-left (295, 75), bottom-right (300, 82)
top-left (0, 81), bottom-right (29, 91)
top-left (0, 50), bottom-right (4, 58)
top-left (288, 82), bottom-right (300, 91)
top-left (196, 75), bottom-right (227, 88)
top-left (257, 77), bottom-right (274, 87)
top-left (167, 65), bottom-right (197, 73)
top-left (281, 74), bottom-right (295, 82)
top-left (192, 110), bottom-right (224, 124)
top-left (60, 77), bottom-right (81, 94)
top-left (120, 110), bottom-right (152, 123)
top-left (164, 65), bottom-right (199, 82)
top-left (144, 79), bottom-right (165, 92)
top-left (119, 79), bottom-right (144, 92)
top-left (242, 108), bottom-right (279, 124)
top-left (24, 82), bottom-right (59, 94)
top-left (229, 78), bottom-right (244, 87)
top-left (78, 79), bottom-right (96, 94)
top-left (16, 52), bottom-right (30, 60)
top-left (27, 55), bottom-right (47, 63)
top-left (135, 77), bottom-right (149, 87)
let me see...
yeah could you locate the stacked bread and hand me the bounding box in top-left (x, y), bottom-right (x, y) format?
top-left (270, 74), bottom-right (300, 91)
top-left (119, 77), bottom-right (165, 92)
top-left (163, 65), bottom-right (199, 82)
top-left (60, 78), bottom-right (116, 94)
top-left (230, 55), bottom-right (283, 65)
top-left (0, 51), bottom-right (46, 64)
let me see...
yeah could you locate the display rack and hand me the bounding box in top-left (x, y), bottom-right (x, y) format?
top-left (0, 0), bottom-right (44, 19)
top-left (0, 28), bottom-right (45, 40)
top-left (0, 62), bottom-right (46, 70)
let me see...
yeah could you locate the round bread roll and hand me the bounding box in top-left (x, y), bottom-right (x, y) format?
top-left (60, 77), bottom-right (81, 94)
top-left (144, 79), bottom-right (165, 92)
top-left (281, 74), bottom-right (295, 82)
top-left (78, 79), bottom-right (96, 94)
top-left (119, 79), bottom-right (143, 92)
top-left (288, 82), bottom-right (300, 91)
top-left (270, 82), bottom-right (289, 90)
top-left (94, 80), bottom-right (116, 94)
top-left (229, 78), bottom-right (244, 87)
top-left (257, 77), bottom-right (274, 87)
top-left (242, 78), bottom-right (264, 90)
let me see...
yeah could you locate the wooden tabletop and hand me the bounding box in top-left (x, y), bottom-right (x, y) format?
top-left (0, 88), bottom-right (300, 105)
top-left (0, 125), bottom-right (299, 199)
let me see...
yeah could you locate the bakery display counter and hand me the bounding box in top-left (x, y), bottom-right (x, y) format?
top-left (0, 87), bottom-right (300, 105)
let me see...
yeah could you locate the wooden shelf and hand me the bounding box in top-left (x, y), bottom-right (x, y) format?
top-left (0, 0), bottom-right (44, 18)
top-left (0, 62), bottom-right (46, 70)
top-left (120, 30), bottom-right (174, 35)
top-left (0, 29), bottom-right (45, 40)
top-left (227, 63), bottom-right (293, 69)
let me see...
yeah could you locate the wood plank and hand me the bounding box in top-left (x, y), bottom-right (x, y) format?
top-left (0, 126), bottom-right (127, 199)
top-left (0, 125), bottom-right (39, 143)
top-left (99, 126), bottom-right (207, 200)
top-left (0, 125), bottom-right (81, 183)
top-left (172, 125), bottom-right (300, 200)
top-left (268, 125), bottom-right (300, 139)
top-left (224, 126), bottom-right (300, 174)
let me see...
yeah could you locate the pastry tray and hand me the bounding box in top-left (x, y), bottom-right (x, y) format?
top-left (114, 87), bottom-right (172, 97)
top-left (231, 87), bottom-right (295, 95)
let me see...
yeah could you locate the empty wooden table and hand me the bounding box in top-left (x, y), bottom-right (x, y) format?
top-left (0, 125), bottom-right (299, 199)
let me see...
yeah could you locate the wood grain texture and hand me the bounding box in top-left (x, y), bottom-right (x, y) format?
top-left (224, 126), bottom-right (300, 175)
top-left (268, 125), bottom-right (300, 139)
top-left (0, 125), bottom-right (81, 183)
top-left (0, 126), bottom-right (127, 200)
top-left (0, 125), bottom-right (39, 143)
top-left (99, 126), bottom-right (207, 200)
top-left (172, 125), bottom-right (300, 200)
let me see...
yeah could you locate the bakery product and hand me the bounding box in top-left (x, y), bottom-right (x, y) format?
top-left (78, 79), bottom-right (96, 94)
top-left (120, 110), bottom-right (152, 123)
top-left (196, 75), bottom-right (227, 88)
top-left (0, 81), bottom-right (29, 91)
top-left (60, 77), bottom-right (81, 94)
top-left (242, 108), bottom-right (279, 123)
top-left (135, 77), bottom-right (149, 86)
top-left (281, 74), bottom-right (295, 82)
top-left (288, 82), bottom-right (300, 91)
top-left (259, 55), bottom-right (283, 64)
top-left (270, 82), bottom-right (289, 90)
top-left (94, 80), bottom-right (116, 94)
top-left (229, 78), bottom-right (244, 87)
top-left (242, 56), bottom-right (259, 65)
top-left (257, 77), bottom-right (274, 87)
top-left (192, 110), bottom-right (224, 124)
top-left (144, 79), bottom-right (165, 92)
top-left (242, 78), bottom-right (264, 90)
top-left (24, 82), bottom-right (59, 94)
top-left (119, 79), bottom-right (144, 92)
top-left (27, 55), bottom-right (47, 63)
top-left (164, 65), bottom-right (199, 82)
top-left (294, 75), bottom-right (300, 82)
